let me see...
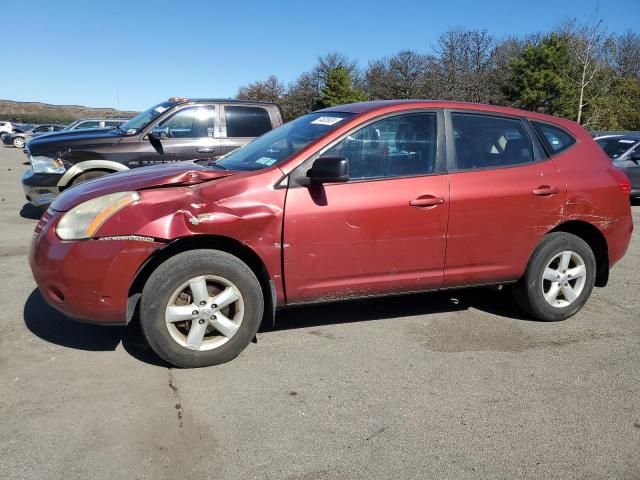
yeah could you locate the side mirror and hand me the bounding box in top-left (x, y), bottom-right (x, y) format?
top-left (302, 156), bottom-right (349, 185)
top-left (630, 152), bottom-right (640, 163)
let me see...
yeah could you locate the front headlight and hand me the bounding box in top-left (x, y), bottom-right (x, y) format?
top-left (31, 156), bottom-right (66, 174)
top-left (56, 192), bottom-right (140, 240)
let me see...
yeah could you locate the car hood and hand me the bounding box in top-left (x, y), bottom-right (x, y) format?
top-left (51, 162), bottom-right (235, 212)
top-left (27, 128), bottom-right (123, 154)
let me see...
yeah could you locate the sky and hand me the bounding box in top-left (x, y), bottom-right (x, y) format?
top-left (1, 0), bottom-right (638, 111)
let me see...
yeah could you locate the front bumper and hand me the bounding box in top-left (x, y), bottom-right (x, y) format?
top-left (22, 169), bottom-right (62, 206)
top-left (29, 210), bottom-right (163, 325)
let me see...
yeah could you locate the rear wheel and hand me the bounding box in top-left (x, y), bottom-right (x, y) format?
top-left (13, 137), bottom-right (25, 148)
top-left (139, 249), bottom-right (264, 368)
top-left (512, 232), bottom-right (596, 321)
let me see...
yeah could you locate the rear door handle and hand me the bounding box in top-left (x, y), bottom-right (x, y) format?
top-left (532, 185), bottom-right (559, 196)
top-left (197, 147), bottom-right (216, 153)
top-left (409, 196), bottom-right (445, 208)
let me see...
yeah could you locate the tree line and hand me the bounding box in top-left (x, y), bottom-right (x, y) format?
top-left (237, 18), bottom-right (640, 131)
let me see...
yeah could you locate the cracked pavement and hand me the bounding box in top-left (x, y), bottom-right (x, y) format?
top-left (0, 145), bottom-right (639, 479)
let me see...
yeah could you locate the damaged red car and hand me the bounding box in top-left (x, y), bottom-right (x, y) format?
top-left (29, 101), bottom-right (633, 368)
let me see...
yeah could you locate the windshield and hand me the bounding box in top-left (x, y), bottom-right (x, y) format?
top-left (119, 101), bottom-right (176, 135)
top-left (596, 138), bottom-right (638, 159)
top-left (216, 112), bottom-right (354, 171)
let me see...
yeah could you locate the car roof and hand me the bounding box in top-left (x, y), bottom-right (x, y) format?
top-left (171, 98), bottom-right (280, 107)
top-left (319, 100), bottom-right (580, 125)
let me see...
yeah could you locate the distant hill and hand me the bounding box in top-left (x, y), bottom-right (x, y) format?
top-left (0, 99), bottom-right (138, 124)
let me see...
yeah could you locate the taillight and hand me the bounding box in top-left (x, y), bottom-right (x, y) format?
top-left (607, 168), bottom-right (631, 195)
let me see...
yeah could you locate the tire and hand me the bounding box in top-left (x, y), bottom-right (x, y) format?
top-left (70, 170), bottom-right (110, 185)
top-left (512, 232), bottom-right (596, 321)
top-left (139, 249), bottom-right (264, 368)
top-left (13, 137), bottom-right (25, 148)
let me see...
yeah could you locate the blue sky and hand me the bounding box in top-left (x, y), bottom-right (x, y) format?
top-left (1, 0), bottom-right (638, 111)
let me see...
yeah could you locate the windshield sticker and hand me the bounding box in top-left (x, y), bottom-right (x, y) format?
top-left (155, 106), bottom-right (168, 114)
top-left (619, 139), bottom-right (635, 144)
top-left (256, 156), bottom-right (277, 166)
top-left (311, 116), bottom-right (345, 126)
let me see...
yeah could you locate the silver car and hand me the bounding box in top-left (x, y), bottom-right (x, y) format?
top-left (595, 135), bottom-right (640, 197)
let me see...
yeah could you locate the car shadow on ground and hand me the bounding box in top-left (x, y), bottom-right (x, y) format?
top-left (631, 197), bottom-right (640, 207)
top-left (20, 203), bottom-right (45, 220)
top-left (24, 285), bottom-right (533, 367)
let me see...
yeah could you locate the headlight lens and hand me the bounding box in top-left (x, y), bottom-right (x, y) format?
top-left (56, 192), bottom-right (140, 240)
top-left (31, 156), bottom-right (66, 174)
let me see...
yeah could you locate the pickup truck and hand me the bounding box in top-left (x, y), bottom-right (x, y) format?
top-left (22, 98), bottom-right (284, 206)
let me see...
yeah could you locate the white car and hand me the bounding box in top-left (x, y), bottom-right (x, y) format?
top-left (0, 121), bottom-right (14, 141)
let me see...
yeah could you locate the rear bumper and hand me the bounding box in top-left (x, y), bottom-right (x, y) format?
top-left (29, 211), bottom-right (162, 325)
top-left (22, 169), bottom-right (62, 206)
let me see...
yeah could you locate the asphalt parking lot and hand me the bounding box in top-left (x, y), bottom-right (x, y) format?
top-left (0, 144), bottom-right (639, 480)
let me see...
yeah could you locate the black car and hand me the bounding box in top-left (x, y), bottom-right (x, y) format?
top-left (22, 98), bottom-right (284, 206)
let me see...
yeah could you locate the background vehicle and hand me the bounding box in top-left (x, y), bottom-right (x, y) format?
top-left (0, 122), bottom-right (31, 142)
top-left (22, 98), bottom-right (284, 206)
top-left (29, 101), bottom-right (633, 368)
top-left (595, 134), bottom-right (640, 197)
top-left (0, 121), bottom-right (14, 139)
top-left (63, 118), bottom-right (130, 131)
top-left (3, 124), bottom-right (64, 148)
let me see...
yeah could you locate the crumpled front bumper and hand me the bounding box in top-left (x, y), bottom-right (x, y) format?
top-left (29, 210), bottom-right (163, 325)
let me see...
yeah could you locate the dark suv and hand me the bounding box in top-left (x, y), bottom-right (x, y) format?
top-left (22, 98), bottom-right (284, 206)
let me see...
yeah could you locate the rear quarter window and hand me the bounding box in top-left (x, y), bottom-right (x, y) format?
top-left (531, 121), bottom-right (576, 155)
top-left (225, 106), bottom-right (272, 138)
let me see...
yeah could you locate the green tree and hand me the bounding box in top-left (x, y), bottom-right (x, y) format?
top-left (317, 66), bottom-right (367, 108)
top-left (503, 34), bottom-right (571, 115)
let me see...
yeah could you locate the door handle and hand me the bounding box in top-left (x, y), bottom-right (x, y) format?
top-left (197, 147), bottom-right (216, 153)
top-left (532, 185), bottom-right (559, 196)
top-left (409, 196), bottom-right (445, 208)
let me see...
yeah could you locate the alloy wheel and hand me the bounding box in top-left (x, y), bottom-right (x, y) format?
top-left (164, 275), bottom-right (244, 351)
top-left (541, 250), bottom-right (587, 308)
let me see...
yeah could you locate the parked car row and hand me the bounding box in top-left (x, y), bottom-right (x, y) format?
top-left (21, 98), bottom-right (284, 205)
top-left (26, 99), bottom-right (633, 368)
top-left (1, 117), bottom-right (130, 148)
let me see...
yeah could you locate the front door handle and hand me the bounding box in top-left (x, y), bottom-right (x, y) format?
top-left (532, 185), bottom-right (559, 196)
top-left (197, 147), bottom-right (216, 153)
top-left (409, 195), bottom-right (445, 208)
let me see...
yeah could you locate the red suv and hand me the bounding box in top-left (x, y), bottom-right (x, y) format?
top-left (29, 101), bottom-right (633, 368)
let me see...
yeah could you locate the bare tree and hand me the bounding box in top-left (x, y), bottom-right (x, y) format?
top-left (433, 28), bottom-right (497, 103)
top-left (237, 75), bottom-right (285, 103)
top-left (615, 31), bottom-right (640, 78)
top-left (558, 16), bottom-right (615, 124)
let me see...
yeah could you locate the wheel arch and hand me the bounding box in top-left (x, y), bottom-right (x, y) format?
top-left (127, 235), bottom-right (276, 328)
top-left (57, 160), bottom-right (129, 187)
top-left (549, 221), bottom-right (609, 287)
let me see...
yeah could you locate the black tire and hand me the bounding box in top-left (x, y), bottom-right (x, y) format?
top-left (70, 170), bottom-right (110, 185)
top-left (512, 232), bottom-right (596, 321)
top-left (139, 249), bottom-right (264, 368)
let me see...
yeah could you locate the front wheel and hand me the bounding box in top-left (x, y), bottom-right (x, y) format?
top-left (13, 137), bottom-right (25, 148)
top-left (139, 249), bottom-right (264, 368)
top-left (512, 232), bottom-right (596, 321)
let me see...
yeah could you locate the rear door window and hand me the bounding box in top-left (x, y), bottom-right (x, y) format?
top-left (76, 121), bottom-right (101, 129)
top-left (531, 121), bottom-right (576, 155)
top-left (451, 113), bottom-right (533, 170)
top-left (104, 120), bottom-right (123, 128)
top-left (224, 106), bottom-right (272, 138)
